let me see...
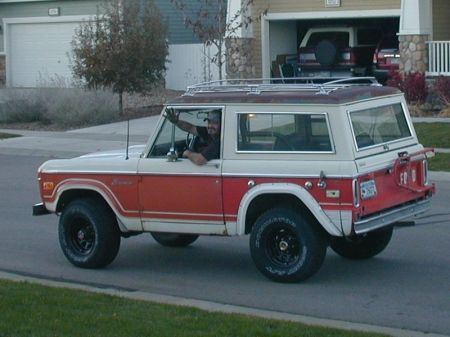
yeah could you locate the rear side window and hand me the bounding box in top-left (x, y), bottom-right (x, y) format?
top-left (357, 28), bottom-right (382, 45)
top-left (350, 103), bottom-right (412, 150)
top-left (237, 113), bottom-right (333, 152)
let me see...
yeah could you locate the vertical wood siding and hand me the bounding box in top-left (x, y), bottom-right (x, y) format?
top-left (433, 0), bottom-right (450, 40)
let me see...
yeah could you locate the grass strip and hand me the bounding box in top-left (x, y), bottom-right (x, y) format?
top-left (0, 279), bottom-right (389, 337)
top-left (0, 132), bottom-right (20, 139)
top-left (414, 123), bottom-right (450, 148)
top-left (428, 153), bottom-right (450, 172)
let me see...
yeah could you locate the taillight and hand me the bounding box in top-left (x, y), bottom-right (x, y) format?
top-left (373, 50), bottom-right (378, 64)
top-left (422, 159), bottom-right (429, 186)
top-left (352, 178), bottom-right (360, 207)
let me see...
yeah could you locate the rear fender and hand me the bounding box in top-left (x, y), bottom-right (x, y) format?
top-left (236, 183), bottom-right (343, 236)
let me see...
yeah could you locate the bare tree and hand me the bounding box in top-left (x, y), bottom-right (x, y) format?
top-left (171, 0), bottom-right (266, 80)
top-left (71, 0), bottom-right (168, 115)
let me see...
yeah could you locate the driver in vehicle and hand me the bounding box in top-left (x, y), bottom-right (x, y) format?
top-left (165, 109), bottom-right (221, 165)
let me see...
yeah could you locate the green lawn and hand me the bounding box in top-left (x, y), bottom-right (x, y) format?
top-left (428, 153), bottom-right (450, 172)
top-left (0, 280), bottom-right (389, 337)
top-left (414, 123), bottom-right (450, 149)
top-left (0, 132), bottom-right (20, 139)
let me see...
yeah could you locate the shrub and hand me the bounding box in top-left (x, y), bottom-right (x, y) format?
top-left (432, 76), bottom-right (450, 106)
top-left (0, 88), bottom-right (119, 127)
top-left (0, 89), bottom-right (47, 123)
top-left (386, 72), bottom-right (428, 104)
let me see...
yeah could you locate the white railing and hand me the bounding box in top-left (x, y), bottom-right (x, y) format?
top-left (427, 41), bottom-right (450, 76)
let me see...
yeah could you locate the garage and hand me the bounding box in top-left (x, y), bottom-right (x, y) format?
top-left (262, 9), bottom-right (401, 79)
top-left (5, 16), bottom-right (88, 87)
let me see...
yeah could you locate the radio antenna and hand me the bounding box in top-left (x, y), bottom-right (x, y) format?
top-left (125, 119), bottom-right (130, 160)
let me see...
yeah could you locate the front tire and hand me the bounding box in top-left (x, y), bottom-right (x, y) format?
top-left (151, 232), bottom-right (199, 247)
top-left (330, 226), bottom-right (393, 259)
top-left (249, 208), bottom-right (327, 283)
top-left (58, 198), bottom-right (121, 268)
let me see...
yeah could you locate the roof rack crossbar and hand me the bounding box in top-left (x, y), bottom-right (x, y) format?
top-left (183, 77), bottom-right (380, 96)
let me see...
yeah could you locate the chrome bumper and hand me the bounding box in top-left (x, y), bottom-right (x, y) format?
top-left (354, 198), bottom-right (431, 234)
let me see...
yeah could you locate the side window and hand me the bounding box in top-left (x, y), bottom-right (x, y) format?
top-left (237, 113), bottom-right (332, 152)
top-left (357, 28), bottom-right (382, 45)
top-left (148, 108), bottom-right (220, 158)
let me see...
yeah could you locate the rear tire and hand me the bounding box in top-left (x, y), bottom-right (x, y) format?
top-left (330, 226), bottom-right (393, 259)
top-left (249, 208), bottom-right (327, 283)
top-left (58, 198), bottom-right (121, 268)
top-left (151, 232), bottom-right (199, 247)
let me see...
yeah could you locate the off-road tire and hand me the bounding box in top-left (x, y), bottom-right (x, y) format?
top-left (249, 208), bottom-right (327, 283)
top-left (151, 232), bottom-right (199, 247)
top-left (58, 198), bottom-right (121, 268)
top-left (330, 226), bottom-right (393, 259)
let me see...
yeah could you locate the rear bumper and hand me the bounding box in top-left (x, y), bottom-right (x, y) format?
top-left (353, 198), bottom-right (432, 234)
top-left (33, 203), bottom-right (50, 216)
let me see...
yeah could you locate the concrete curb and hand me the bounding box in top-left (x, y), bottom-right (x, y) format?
top-left (0, 271), bottom-right (448, 337)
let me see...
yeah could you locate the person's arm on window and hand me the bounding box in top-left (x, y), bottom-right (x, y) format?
top-left (182, 150), bottom-right (207, 165)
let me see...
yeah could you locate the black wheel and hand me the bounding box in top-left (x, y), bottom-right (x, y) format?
top-left (330, 226), bottom-right (393, 259)
top-left (249, 208), bottom-right (327, 283)
top-left (58, 198), bottom-right (121, 268)
top-left (151, 232), bottom-right (199, 247)
top-left (315, 40), bottom-right (338, 67)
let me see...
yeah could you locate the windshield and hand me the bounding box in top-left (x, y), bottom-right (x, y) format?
top-left (349, 103), bottom-right (412, 150)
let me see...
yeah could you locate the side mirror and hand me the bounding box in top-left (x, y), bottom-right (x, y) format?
top-left (166, 148), bottom-right (178, 162)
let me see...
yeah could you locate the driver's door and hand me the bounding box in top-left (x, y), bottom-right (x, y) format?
top-left (137, 108), bottom-right (225, 235)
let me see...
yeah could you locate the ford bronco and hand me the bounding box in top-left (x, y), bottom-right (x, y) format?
top-left (33, 78), bottom-right (435, 282)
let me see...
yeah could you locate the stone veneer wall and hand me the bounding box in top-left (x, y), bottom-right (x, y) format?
top-left (399, 34), bottom-right (429, 74)
top-left (0, 55), bottom-right (5, 86)
top-left (225, 37), bottom-right (256, 79)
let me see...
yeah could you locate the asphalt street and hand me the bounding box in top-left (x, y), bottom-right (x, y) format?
top-left (0, 152), bottom-right (449, 336)
top-left (0, 117), bottom-right (449, 337)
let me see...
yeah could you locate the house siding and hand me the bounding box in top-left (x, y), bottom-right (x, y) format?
top-left (251, 0), bottom-right (401, 77)
top-left (0, 0), bottom-right (207, 52)
top-left (433, 0), bottom-right (450, 40)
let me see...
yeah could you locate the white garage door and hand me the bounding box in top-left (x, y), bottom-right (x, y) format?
top-left (8, 20), bottom-right (81, 87)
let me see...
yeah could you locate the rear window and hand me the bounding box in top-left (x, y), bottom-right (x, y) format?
top-left (306, 32), bottom-right (349, 48)
top-left (237, 113), bottom-right (333, 152)
top-left (349, 103), bottom-right (412, 150)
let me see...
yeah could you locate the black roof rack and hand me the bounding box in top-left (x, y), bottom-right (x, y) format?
top-left (183, 77), bottom-right (381, 96)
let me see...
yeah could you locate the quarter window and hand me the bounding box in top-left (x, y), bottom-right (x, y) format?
top-left (238, 113), bottom-right (332, 152)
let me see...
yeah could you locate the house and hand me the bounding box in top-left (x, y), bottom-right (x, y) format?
top-left (231, 0), bottom-right (450, 79)
top-left (1, 0), bottom-right (449, 90)
top-left (0, 0), bottom-right (221, 90)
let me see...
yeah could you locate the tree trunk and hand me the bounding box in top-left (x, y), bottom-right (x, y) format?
top-left (119, 92), bottom-right (123, 116)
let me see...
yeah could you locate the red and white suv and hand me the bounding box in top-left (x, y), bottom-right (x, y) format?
top-left (33, 78), bottom-right (435, 282)
top-left (298, 26), bottom-right (382, 78)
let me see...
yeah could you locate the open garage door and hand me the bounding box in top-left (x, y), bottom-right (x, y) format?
top-left (6, 17), bottom-right (87, 87)
top-left (263, 10), bottom-right (400, 79)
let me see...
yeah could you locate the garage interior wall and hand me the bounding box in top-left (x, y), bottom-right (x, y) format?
top-left (269, 21), bottom-right (297, 66)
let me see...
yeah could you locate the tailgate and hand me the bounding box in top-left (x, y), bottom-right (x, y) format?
top-left (355, 148), bottom-right (435, 219)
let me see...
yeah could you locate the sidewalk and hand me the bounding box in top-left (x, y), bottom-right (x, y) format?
top-left (0, 115), bottom-right (159, 158)
top-left (0, 115), bottom-right (449, 181)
